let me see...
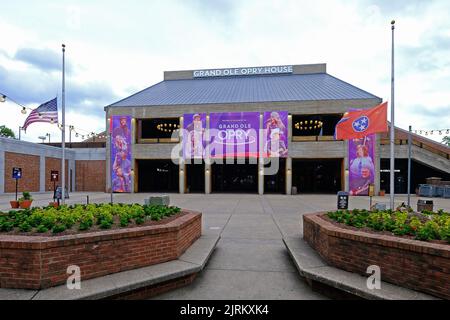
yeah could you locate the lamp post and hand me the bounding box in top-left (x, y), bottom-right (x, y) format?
top-left (389, 20), bottom-right (396, 210)
top-left (18, 126), bottom-right (25, 140)
top-left (46, 133), bottom-right (51, 143)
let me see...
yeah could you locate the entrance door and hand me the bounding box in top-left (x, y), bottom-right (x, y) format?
top-left (212, 161), bottom-right (258, 193)
top-left (186, 162), bottom-right (205, 193)
top-left (264, 158), bottom-right (286, 194)
top-left (292, 159), bottom-right (342, 193)
top-left (137, 160), bottom-right (179, 192)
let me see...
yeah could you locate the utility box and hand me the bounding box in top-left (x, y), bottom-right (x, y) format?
top-left (145, 195), bottom-right (170, 206)
top-left (417, 199), bottom-right (433, 212)
top-left (337, 191), bottom-right (349, 210)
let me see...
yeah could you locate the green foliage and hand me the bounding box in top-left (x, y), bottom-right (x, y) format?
top-left (0, 203), bottom-right (181, 234)
top-left (327, 208), bottom-right (450, 243)
top-left (0, 125), bottom-right (15, 138)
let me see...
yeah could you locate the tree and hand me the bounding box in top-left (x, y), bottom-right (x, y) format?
top-left (0, 125), bottom-right (15, 138)
top-left (442, 136), bottom-right (450, 147)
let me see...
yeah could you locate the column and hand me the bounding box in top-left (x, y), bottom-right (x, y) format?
top-left (205, 114), bottom-right (211, 194)
top-left (0, 150), bottom-right (5, 194)
top-left (286, 157), bottom-right (292, 195)
top-left (258, 159), bottom-right (264, 195)
top-left (286, 114), bottom-right (293, 195)
top-left (40, 155), bottom-right (45, 192)
top-left (374, 133), bottom-right (381, 195)
top-left (106, 114), bottom-right (111, 193)
top-left (344, 140), bottom-right (349, 192)
top-left (131, 117), bottom-right (136, 193)
top-left (258, 113), bottom-right (264, 195)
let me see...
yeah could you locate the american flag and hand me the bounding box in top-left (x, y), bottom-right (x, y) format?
top-left (23, 98), bottom-right (58, 131)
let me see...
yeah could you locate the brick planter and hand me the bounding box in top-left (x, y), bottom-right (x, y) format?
top-left (0, 211), bottom-right (201, 289)
top-left (303, 213), bottom-right (450, 299)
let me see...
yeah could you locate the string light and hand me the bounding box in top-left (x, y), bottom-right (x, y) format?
top-left (415, 128), bottom-right (450, 136)
top-left (294, 120), bottom-right (323, 131)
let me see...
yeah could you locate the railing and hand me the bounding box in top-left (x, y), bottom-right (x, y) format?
top-left (137, 138), bottom-right (180, 144)
top-left (380, 139), bottom-right (450, 160)
top-left (292, 136), bottom-right (336, 142)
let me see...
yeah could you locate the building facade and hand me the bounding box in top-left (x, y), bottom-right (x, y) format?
top-left (106, 63), bottom-right (388, 195)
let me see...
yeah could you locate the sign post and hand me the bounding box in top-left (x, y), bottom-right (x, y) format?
top-left (12, 167), bottom-right (22, 201)
top-left (51, 170), bottom-right (59, 202)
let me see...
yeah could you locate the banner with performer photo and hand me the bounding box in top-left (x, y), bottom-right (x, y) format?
top-left (348, 134), bottom-right (375, 196)
top-left (262, 111), bottom-right (288, 158)
top-left (111, 115), bottom-right (132, 193)
top-left (183, 113), bottom-right (207, 159)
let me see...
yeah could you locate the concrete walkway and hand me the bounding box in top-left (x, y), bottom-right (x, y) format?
top-left (1, 192), bottom-right (449, 300)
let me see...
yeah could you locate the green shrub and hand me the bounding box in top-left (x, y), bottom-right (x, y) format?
top-left (0, 203), bottom-right (182, 234)
top-left (327, 209), bottom-right (450, 243)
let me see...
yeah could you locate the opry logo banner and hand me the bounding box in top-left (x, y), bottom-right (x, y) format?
top-left (182, 111), bottom-right (288, 159)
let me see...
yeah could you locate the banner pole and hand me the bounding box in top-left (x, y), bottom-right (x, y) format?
top-left (407, 125), bottom-right (412, 208)
top-left (390, 21), bottom-right (396, 210)
top-left (61, 44), bottom-right (66, 205)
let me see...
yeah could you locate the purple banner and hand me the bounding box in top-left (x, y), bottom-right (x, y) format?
top-left (262, 111), bottom-right (288, 158)
top-left (183, 113), bottom-right (207, 159)
top-left (210, 112), bottom-right (260, 158)
top-left (111, 116), bottom-right (132, 193)
top-left (348, 134), bottom-right (375, 196)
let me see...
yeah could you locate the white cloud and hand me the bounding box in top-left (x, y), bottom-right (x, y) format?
top-left (0, 0), bottom-right (449, 144)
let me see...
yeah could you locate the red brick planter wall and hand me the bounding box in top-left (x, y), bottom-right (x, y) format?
top-left (0, 211), bottom-right (201, 290)
top-left (303, 213), bottom-right (450, 299)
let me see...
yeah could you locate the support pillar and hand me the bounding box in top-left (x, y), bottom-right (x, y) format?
top-left (286, 157), bottom-right (292, 195)
top-left (344, 140), bottom-right (349, 192)
top-left (40, 155), bottom-right (45, 192)
top-left (0, 150), bottom-right (5, 194)
top-left (258, 159), bottom-right (264, 195)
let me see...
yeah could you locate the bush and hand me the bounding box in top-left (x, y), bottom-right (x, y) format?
top-left (0, 203), bottom-right (182, 234)
top-left (327, 209), bottom-right (450, 243)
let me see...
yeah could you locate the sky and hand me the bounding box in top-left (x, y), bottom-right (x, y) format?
top-left (0, 0), bottom-right (449, 143)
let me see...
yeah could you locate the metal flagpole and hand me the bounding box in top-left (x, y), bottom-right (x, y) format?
top-left (407, 125), bottom-right (412, 208)
top-left (61, 44), bottom-right (66, 205)
top-left (390, 20), bottom-right (396, 210)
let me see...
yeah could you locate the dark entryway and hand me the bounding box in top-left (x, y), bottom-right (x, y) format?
top-left (264, 158), bottom-right (286, 194)
top-left (212, 161), bottom-right (258, 193)
top-left (292, 159), bottom-right (342, 193)
top-left (380, 159), bottom-right (450, 194)
top-left (186, 162), bottom-right (205, 193)
top-left (137, 159), bottom-right (179, 192)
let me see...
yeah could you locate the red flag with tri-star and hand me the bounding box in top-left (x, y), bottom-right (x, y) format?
top-left (334, 102), bottom-right (388, 140)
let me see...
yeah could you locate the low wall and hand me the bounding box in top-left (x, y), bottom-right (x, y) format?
top-left (303, 213), bottom-right (450, 300)
top-left (0, 211), bottom-right (201, 289)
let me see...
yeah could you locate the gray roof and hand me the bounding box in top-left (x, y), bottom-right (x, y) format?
top-left (109, 73), bottom-right (380, 107)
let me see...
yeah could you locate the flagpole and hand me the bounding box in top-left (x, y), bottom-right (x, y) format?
top-left (61, 44), bottom-right (66, 205)
top-left (390, 20), bottom-right (396, 210)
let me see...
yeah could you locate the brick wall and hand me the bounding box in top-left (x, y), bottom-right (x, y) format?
top-left (4, 152), bottom-right (40, 193)
top-left (75, 160), bottom-right (106, 192)
top-left (0, 211), bottom-right (201, 289)
top-left (303, 213), bottom-right (450, 300)
top-left (45, 157), bottom-right (69, 192)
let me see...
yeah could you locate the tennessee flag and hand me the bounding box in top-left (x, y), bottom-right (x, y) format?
top-left (334, 102), bottom-right (388, 140)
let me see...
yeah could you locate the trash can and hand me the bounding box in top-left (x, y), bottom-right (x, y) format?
top-left (291, 186), bottom-right (298, 195)
top-left (418, 184), bottom-right (433, 197)
top-left (337, 191), bottom-right (349, 210)
top-left (417, 199), bottom-right (433, 212)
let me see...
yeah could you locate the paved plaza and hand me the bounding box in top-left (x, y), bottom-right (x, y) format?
top-left (1, 192), bottom-right (449, 300)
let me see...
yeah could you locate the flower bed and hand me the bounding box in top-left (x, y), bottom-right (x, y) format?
top-left (303, 211), bottom-right (450, 299)
top-left (0, 203), bottom-right (181, 235)
top-left (326, 209), bottom-right (450, 244)
top-left (0, 204), bottom-right (201, 289)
